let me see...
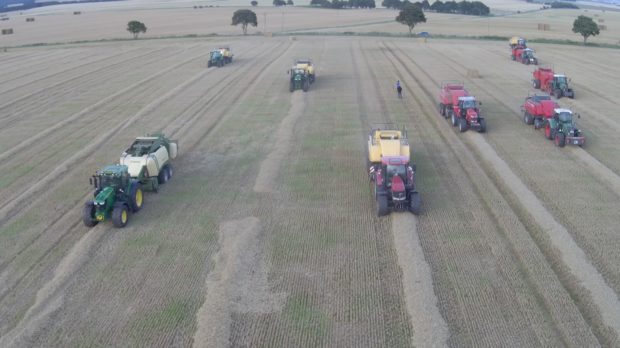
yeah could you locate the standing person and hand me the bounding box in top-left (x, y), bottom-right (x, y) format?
top-left (396, 80), bottom-right (403, 99)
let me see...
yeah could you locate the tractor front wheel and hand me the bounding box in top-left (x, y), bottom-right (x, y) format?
top-left (523, 111), bottom-right (530, 124)
top-left (479, 119), bottom-right (487, 133)
top-left (409, 192), bottom-right (421, 215)
top-left (158, 166), bottom-right (170, 184)
top-left (82, 201), bottom-right (97, 227)
top-left (459, 118), bottom-right (468, 132)
top-left (377, 195), bottom-right (389, 217)
top-left (555, 132), bottom-right (566, 147)
top-left (128, 181), bottom-right (143, 212)
top-left (112, 204), bottom-right (129, 228)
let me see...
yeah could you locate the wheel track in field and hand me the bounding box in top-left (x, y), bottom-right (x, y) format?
top-left (0, 39), bottom-right (285, 277)
top-left (0, 49), bottom-right (96, 87)
top-left (422, 43), bottom-right (620, 198)
top-left (383, 41), bottom-right (620, 343)
top-left (0, 40), bottom-right (295, 342)
top-left (0, 46), bottom-right (176, 131)
top-left (354, 40), bottom-right (448, 347)
top-left (0, 46), bottom-right (157, 118)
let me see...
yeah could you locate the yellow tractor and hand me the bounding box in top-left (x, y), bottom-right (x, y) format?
top-left (367, 125), bottom-right (421, 216)
top-left (294, 59), bottom-right (315, 84)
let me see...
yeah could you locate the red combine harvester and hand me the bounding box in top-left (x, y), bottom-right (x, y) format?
top-left (521, 93), bottom-right (558, 129)
top-left (532, 67), bottom-right (575, 99)
top-left (438, 81), bottom-right (486, 133)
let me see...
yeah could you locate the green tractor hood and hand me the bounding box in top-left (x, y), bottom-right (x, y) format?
top-left (94, 186), bottom-right (114, 221)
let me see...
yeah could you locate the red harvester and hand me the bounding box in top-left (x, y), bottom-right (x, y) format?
top-left (521, 93), bottom-right (558, 129)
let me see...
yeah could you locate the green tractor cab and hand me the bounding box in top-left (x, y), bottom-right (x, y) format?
top-left (289, 67), bottom-right (309, 92)
top-left (83, 164), bottom-right (144, 228)
top-left (207, 50), bottom-right (225, 68)
top-left (551, 75), bottom-right (574, 99)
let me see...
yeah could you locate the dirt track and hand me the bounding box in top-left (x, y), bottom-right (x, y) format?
top-left (1, 17), bottom-right (620, 347)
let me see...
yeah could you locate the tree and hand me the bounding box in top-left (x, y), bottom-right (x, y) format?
top-left (396, 3), bottom-right (426, 35)
top-left (251, 0), bottom-right (258, 5)
top-left (231, 9), bottom-right (257, 34)
top-left (572, 15), bottom-right (599, 44)
top-left (421, 0), bottom-right (430, 9)
top-left (127, 20), bottom-right (147, 39)
top-left (287, 0), bottom-right (294, 4)
top-left (273, 0), bottom-right (286, 5)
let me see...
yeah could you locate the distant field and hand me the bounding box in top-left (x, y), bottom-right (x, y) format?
top-left (1, 1), bottom-right (620, 347)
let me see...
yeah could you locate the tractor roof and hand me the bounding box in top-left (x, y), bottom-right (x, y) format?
top-left (458, 96), bottom-right (476, 101)
top-left (99, 164), bottom-right (128, 175)
top-left (554, 74), bottom-right (566, 78)
top-left (381, 156), bottom-right (409, 165)
top-left (554, 108), bottom-right (572, 114)
top-left (530, 94), bottom-right (551, 101)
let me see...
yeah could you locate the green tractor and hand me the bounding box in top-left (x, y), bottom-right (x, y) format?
top-left (544, 108), bottom-right (585, 147)
top-left (207, 50), bottom-right (225, 68)
top-left (82, 164), bottom-right (144, 228)
top-left (289, 67), bottom-right (309, 92)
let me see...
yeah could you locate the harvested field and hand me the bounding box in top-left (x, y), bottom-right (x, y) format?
top-left (1, 1), bottom-right (620, 347)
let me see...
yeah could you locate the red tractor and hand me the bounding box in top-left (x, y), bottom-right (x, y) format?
top-left (511, 47), bottom-right (538, 65)
top-left (532, 67), bottom-right (574, 99)
top-left (521, 93), bottom-right (558, 129)
top-left (438, 82), bottom-right (486, 133)
top-left (367, 127), bottom-right (421, 216)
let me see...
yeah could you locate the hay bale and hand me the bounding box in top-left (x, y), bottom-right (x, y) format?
top-left (0, 17), bottom-right (8, 21)
top-left (264, 32), bottom-right (273, 37)
top-left (26, 17), bottom-right (35, 22)
top-left (543, 24), bottom-right (550, 31)
top-left (466, 69), bottom-right (480, 78)
top-left (290, 36), bottom-right (297, 41)
top-left (597, 18), bottom-right (604, 23)
top-left (73, 11), bottom-right (81, 15)
top-left (2, 28), bottom-right (14, 35)
top-left (598, 24), bottom-right (607, 30)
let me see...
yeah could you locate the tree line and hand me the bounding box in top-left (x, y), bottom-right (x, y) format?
top-left (383, 0), bottom-right (489, 16)
top-left (310, 0), bottom-right (376, 9)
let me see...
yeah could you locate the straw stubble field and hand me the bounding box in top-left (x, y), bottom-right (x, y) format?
top-left (1, 17), bottom-right (620, 348)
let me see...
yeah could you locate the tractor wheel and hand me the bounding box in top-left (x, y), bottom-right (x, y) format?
top-left (167, 164), bottom-right (173, 180)
top-left (451, 112), bottom-right (458, 127)
top-left (555, 132), bottom-right (566, 147)
top-left (158, 165), bottom-right (170, 184)
top-left (523, 111), bottom-right (529, 124)
top-left (112, 204), bottom-right (129, 228)
top-left (554, 89), bottom-right (562, 99)
top-left (439, 103), bottom-right (445, 117)
top-left (534, 118), bottom-right (542, 129)
top-left (303, 80), bottom-right (309, 92)
top-left (568, 91), bottom-right (575, 99)
top-left (533, 59), bottom-right (538, 65)
top-left (533, 79), bottom-right (540, 89)
top-left (128, 181), bottom-right (143, 212)
top-left (207, 61), bottom-right (211, 68)
top-left (459, 118), bottom-right (468, 132)
top-left (82, 201), bottom-right (98, 227)
top-left (479, 119), bottom-right (487, 133)
top-left (409, 192), bottom-right (421, 215)
top-left (377, 195), bottom-right (389, 217)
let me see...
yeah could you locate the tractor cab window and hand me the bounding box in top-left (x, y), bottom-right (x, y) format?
top-left (99, 175), bottom-right (117, 188)
top-left (555, 76), bottom-right (567, 88)
top-left (461, 99), bottom-right (476, 109)
top-left (523, 51), bottom-right (533, 58)
top-left (557, 111), bottom-right (572, 123)
top-left (386, 164), bottom-right (406, 179)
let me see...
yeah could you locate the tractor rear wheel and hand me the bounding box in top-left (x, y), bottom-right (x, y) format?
top-left (479, 119), bottom-right (487, 133)
top-left (128, 181), bottom-right (143, 212)
top-left (377, 195), bottom-right (389, 217)
top-left (459, 118), bottom-right (468, 132)
top-left (533, 79), bottom-right (540, 89)
top-left (158, 166), bottom-right (170, 184)
top-left (555, 132), bottom-right (566, 147)
top-left (451, 112), bottom-right (458, 127)
top-left (112, 204), bottom-right (129, 228)
top-left (82, 201), bottom-right (97, 227)
top-left (409, 192), bottom-right (421, 215)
